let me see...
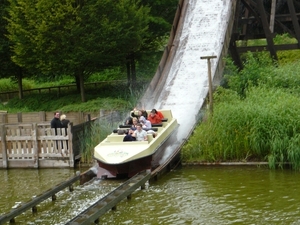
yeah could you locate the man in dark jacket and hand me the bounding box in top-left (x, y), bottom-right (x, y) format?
top-left (51, 112), bottom-right (62, 149)
top-left (51, 112), bottom-right (62, 130)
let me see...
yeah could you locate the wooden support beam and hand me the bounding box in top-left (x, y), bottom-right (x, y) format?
top-left (237, 43), bottom-right (299, 53)
top-left (287, 0), bottom-right (300, 48)
top-left (269, 0), bottom-right (276, 33)
top-left (241, 0), bottom-right (261, 39)
top-left (229, 35), bottom-right (243, 71)
top-left (257, 0), bottom-right (278, 60)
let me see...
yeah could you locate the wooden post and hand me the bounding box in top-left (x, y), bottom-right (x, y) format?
top-left (200, 56), bottom-right (217, 115)
top-left (17, 112), bottom-right (22, 123)
top-left (32, 123), bottom-right (39, 168)
top-left (0, 124), bottom-right (8, 168)
top-left (0, 113), bottom-right (7, 123)
top-left (79, 112), bottom-right (84, 124)
top-left (39, 111), bottom-right (46, 121)
top-left (68, 123), bottom-right (74, 167)
top-left (287, 0), bottom-right (300, 48)
top-left (269, 0), bottom-right (276, 33)
top-left (257, 0), bottom-right (278, 60)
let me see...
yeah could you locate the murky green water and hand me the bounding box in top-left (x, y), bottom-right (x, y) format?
top-left (1, 166), bottom-right (300, 224)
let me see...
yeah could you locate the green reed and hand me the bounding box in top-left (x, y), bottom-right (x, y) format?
top-left (182, 86), bottom-right (300, 169)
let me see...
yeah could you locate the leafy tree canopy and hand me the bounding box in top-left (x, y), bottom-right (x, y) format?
top-left (6, 0), bottom-right (150, 101)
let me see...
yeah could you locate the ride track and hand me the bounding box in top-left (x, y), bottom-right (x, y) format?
top-left (0, 1), bottom-right (237, 224)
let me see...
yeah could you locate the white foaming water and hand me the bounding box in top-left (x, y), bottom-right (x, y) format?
top-left (139, 0), bottom-right (234, 164)
top-left (157, 0), bottom-right (231, 136)
top-left (149, 0), bottom-right (233, 143)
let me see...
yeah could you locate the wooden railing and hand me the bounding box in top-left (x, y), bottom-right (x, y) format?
top-left (0, 80), bottom-right (128, 101)
top-left (0, 123), bottom-right (73, 168)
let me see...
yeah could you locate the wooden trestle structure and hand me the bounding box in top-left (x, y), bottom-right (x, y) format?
top-left (230, 0), bottom-right (300, 69)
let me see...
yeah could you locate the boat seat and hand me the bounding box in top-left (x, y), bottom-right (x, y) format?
top-left (107, 135), bottom-right (124, 142)
top-left (119, 124), bottom-right (162, 128)
top-left (114, 127), bottom-right (158, 133)
top-left (147, 134), bottom-right (153, 143)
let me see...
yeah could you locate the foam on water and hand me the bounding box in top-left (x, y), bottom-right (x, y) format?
top-left (142, 0), bottom-right (233, 146)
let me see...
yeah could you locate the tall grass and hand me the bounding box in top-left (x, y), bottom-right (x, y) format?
top-left (78, 119), bottom-right (119, 164)
top-left (182, 47), bottom-right (300, 169)
top-left (78, 109), bottom-right (135, 164)
top-left (182, 86), bottom-right (300, 170)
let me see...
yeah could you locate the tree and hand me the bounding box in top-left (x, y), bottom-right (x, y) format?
top-left (0, 0), bottom-right (25, 99)
top-left (6, 0), bottom-right (150, 102)
top-left (125, 0), bottom-right (178, 85)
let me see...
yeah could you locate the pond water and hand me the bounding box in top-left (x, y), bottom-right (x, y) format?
top-left (1, 166), bottom-right (300, 224)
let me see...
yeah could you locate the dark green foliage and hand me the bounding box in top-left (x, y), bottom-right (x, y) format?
top-left (223, 52), bottom-right (274, 97)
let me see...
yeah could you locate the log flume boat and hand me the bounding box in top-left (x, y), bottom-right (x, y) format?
top-left (94, 109), bottom-right (178, 178)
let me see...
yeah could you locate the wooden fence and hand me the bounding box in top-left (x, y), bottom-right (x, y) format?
top-left (0, 123), bottom-right (74, 168)
top-left (0, 80), bottom-right (128, 102)
top-left (0, 110), bottom-right (127, 168)
top-left (0, 118), bottom-right (99, 169)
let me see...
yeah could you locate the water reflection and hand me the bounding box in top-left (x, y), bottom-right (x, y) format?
top-left (0, 169), bottom-right (79, 214)
top-left (2, 166), bottom-right (300, 224)
top-left (100, 166), bottom-right (300, 225)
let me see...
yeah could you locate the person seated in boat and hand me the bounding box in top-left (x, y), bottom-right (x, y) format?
top-left (124, 108), bottom-right (142, 125)
top-left (130, 117), bottom-right (138, 130)
top-left (123, 128), bottom-right (136, 142)
top-left (132, 123), bottom-right (148, 141)
top-left (147, 109), bottom-right (163, 124)
top-left (124, 116), bottom-right (133, 125)
top-left (130, 108), bottom-right (148, 120)
top-left (154, 109), bottom-right (164, 119)
top-left (139, 116), bottom-right (152, 129)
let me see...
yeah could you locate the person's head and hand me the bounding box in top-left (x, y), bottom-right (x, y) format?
top-left (54, 112), bottom-right (60, 119)
top-left (150, 109), bottom-right (157, 118)
top-left (139, 116), bottom-right (146, 124)
top-left (60, 114), bottom-right (66, 120)
top-left (136, 123), bottom-right (142, 131)
top-left (132, 117), bottom-right (138, 124)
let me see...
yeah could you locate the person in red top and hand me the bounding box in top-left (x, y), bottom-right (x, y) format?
top-left (148, 109), bottom-right (163, 124)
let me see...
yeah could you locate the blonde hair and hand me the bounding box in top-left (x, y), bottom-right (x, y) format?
top-left (132, 117), bottom-right (138, 122)
top-left (60, 114), bottom-right (66, 120)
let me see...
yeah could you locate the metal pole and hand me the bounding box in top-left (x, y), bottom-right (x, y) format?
top-left (200, 56), bottom-right (217, 115)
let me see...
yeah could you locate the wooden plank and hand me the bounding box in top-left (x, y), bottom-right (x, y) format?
top-left (287, 0), bottom-right (300, 48)
top-left (0, 124), bottom-right (8, 168)
top-left (237, 43), bottom-right (299, 53)
top-left (66, 171), bottom-right (150, 225)
top-left (257, 0), bottom-right (278, 60)
top-left (33, 123), bottom-right (38, 168)
top-left (39, 153), bottom-right (67, 158)
top-left (7, 153), bottom-right (33, 158)
top-left (0, 173), bottom-right (81, 224)
top-left (68, 124), bottom-right (74, 167)
top-left (269, 0), bottom-right (276, 33)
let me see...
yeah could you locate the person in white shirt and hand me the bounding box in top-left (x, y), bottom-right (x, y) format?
top-left (132, 123), bottom-right (148, 141)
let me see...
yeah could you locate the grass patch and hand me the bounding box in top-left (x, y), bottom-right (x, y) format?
top-left (182, 86), bottom-right (300, 169)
